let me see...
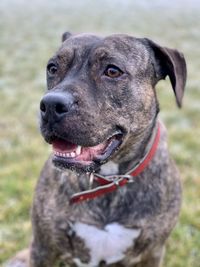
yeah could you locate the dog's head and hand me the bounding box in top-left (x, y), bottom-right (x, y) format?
top-left (40, 32), bottom-right (186, 172)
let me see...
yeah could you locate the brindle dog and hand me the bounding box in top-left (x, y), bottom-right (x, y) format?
top-left (6, 32), bottom-right (187, 267)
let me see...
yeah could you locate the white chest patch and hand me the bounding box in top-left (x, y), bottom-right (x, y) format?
top-left (73, 222), bottom-right (141, 267)
top-left (99, 161), bottom-right (119, 176)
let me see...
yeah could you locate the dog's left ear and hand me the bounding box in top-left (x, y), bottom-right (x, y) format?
top-left (62, 31), bottom-right (72, 42)
top-left (146, 38), bottom-right (187, 108)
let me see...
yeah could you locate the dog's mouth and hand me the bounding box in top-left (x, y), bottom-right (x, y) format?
top-left (50, 132), bottom-right (123, 171)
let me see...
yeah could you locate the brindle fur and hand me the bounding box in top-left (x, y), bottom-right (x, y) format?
top-left (5, 33), bottom-right (187, 267)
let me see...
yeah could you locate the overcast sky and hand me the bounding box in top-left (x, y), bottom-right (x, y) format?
top-left (0, 0), bottom-right (200, 8)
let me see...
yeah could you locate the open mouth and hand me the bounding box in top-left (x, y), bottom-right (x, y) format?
top-left (51, 132), bottom-right (123, 171)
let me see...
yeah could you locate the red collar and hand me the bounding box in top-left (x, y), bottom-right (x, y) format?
top-left (70, 121), bottom-right (161, 204)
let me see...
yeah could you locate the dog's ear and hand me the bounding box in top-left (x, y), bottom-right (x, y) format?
top-left (146, 38), bottom-right (187, 108)
top-left (62, 31), bottom-right (72, 42)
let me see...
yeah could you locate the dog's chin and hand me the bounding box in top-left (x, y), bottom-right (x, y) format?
top-left (53, 158), bottom-right (99, 173)
top-left (49, 132), bottom-right (124, 173)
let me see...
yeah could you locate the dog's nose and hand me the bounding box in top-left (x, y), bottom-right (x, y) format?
top-left (40, 92), bottom-right (75, 121)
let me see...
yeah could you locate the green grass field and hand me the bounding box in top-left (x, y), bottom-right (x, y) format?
top-left (0, 0), bottom-right (200, 266)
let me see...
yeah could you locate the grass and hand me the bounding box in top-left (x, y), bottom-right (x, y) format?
top-left (0, 0), bottom-right (200, 266)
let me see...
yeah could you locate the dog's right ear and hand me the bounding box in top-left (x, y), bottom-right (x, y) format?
top-left (62, 31), bottom-right (72, 42)
top-left (145, 38), bottom-right (187, 108)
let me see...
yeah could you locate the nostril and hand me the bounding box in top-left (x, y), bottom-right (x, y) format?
top-left (40, 101), bottom-right (46, 113)
top-left (40, 92), bottom-right (76, 122)
top-left (55, 103), bottom-right (68, 114)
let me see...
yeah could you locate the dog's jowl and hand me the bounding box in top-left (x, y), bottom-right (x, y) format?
top-left (8, 33), bottom-right (187, 267)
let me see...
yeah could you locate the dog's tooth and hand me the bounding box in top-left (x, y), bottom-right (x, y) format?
top-left (76, 145), bottom-right (82, 156)
top-left (54, 151), bottom-right (77, 158)
top-left (71, 152), bottom-right (76, 158)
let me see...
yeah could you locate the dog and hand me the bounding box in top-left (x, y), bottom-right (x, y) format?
top-left (6, 32), bottom-right (187, 267)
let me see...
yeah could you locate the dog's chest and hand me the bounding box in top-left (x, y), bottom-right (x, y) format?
top-left (73, 222), bottom-right (141, 267)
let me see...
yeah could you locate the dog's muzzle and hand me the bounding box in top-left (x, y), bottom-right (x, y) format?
top-left (39, 92), bottom-right (124, 171)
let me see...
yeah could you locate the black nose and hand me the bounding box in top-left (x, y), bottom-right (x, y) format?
top-left (40, 92), bottom-right (75, 122)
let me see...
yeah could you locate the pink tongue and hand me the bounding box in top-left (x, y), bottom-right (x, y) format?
top-left (52, 139), bottom-right (77, 153)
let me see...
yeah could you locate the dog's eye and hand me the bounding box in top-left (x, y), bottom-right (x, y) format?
top-left (47, 63), bottom-right (58, 76)
top-left (104, 65), bottom-right (123, 78)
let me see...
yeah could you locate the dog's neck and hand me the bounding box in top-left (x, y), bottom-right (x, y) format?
top-left (60, 118), bottom-right (160, 203)
top-left (69, 119), bottom-right (161, 204)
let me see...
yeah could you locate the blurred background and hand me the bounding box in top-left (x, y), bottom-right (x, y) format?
top-left (0, 0), bottom-right (199, 266)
